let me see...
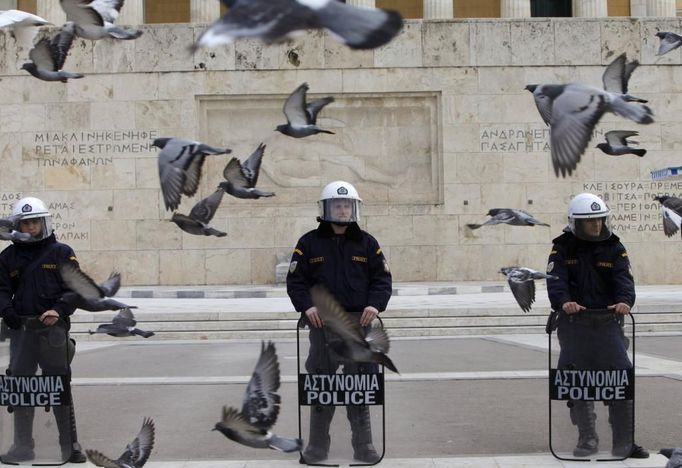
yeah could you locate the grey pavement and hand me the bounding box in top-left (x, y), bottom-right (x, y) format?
top-left (8, 283), bottom-right (682, 467)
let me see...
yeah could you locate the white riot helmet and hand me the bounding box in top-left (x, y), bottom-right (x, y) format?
top-left (11, 197), bottom-right (52, 242)
top-left (567, 193), bottom-right (611, 242)
top-left (318, 181), bottom-right (362, 225)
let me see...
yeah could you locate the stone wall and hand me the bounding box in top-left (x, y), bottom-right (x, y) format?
top-left (2, 18), bottom-right (682, 285)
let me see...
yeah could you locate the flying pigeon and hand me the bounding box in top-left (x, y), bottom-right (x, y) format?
top-left (213, 341), bottom-right (302, 453)
top-left (275, 83), bottom-right (335, 138)
top-left (660, 448), bottom-right (682, 468)
top-left (154, 137), bottom-right (231, 212)
top-left (310, 284), bottom-right (398, 373)
top-left (500, 267), bottom-right (558, 313)
top-left (21, 23), bottom-right (84, 82)
top-left (0, 217), bottom-right (31, 242)
top-left (59, 263), bottom-right (137, 311)
top-left (526, 53), bottom-right (653, 177)
top-left (60, 0), bottom-right (143, 40)
top-left (170, 188), bottom-right (227, 237)
top-left (656, 32), bottom-right (682, 56)
top-left (654, 195), bottom-right (682, 238)
top-left (0, 9), bottom-right (51, 52)
top-left (467, 208), bottom-right (550, 230)
top-left (191, 0), bottom-right (403, 52)
top-left (596, 130), bottom-right (646, 157)
top-left (86, 417), bottom-right (155, 468)
top-left (89, 308), bottom-right (155, 338)
top-left (219, 143), bottom-right (275, 199)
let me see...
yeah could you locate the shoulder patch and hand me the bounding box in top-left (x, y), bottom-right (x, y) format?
top-left (383, 259), bottom-right (390, 273)
top-left (289, 261), bottom-right (297, 274)
top-left (294, 248), bottom-right (303, 256)
top-left (69, 256), bottom-right (77, 262)
top-left (621, 252), bottom-right (628, 257)
top-left (376, 248), bottom-right (382, 255)
top-left (546, 261), bottom-right (554, 273)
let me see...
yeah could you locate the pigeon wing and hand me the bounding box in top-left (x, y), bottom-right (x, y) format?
top-left (662, 196), bottom-right (682, 217)
top-left (657, 32), bottom-right (682, 56)
top-left (602, 53), bottom-right (629, 94)
top-left (550, 86), bottom-right (607, 177)
top-left (605, 130), bottom-right (638, 147)
top-left (241, 341), bottom-right (281, 429)
top-left (508, 277), bottom-right (535, 313)
top-left (85, 449), bottom-right (120, 468)
top-left (532, 92), bottom-right (553, 126)
top-left (60, 0), bottom-right (104, 26)
top-left (218, 406), bottom-right (265, 437)
top-left (223, 157), bottom-right (251, 189)
top-left (283, 83), bottom-right (310, 127)
top-left (242, 143), bottom-right (266, 187)
top-left (28, 37), bottom-right (56, 70)
top-left (59, 263), bottom-right (106, 299)
top-left (310, 285), bottom-right (366, 346)
top-left (306, 97), bottom-right (334, 124)
top-left (112, 307), bottom-right (136, 327)
top-left (181, 151), bottom-right (207, 197)
top-left (189, 189), bottom-right (225, 224)
top-left (662, 209), bottom-right (681, 237)
top-left (158, 150), bottom-right (187, 211)
top-left (127, 417), bottom-right (154, 468)
top-left (364, 324), bottom-right (390, 354)
top-left (90, 0), bottom-right (123, 24)
top-left (99, 271), bottom-right (121, 297)
top-left (0, 10), bottom-right (49, 28)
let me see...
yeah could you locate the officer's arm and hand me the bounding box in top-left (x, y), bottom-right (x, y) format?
top-left (612, 244), bottom-right (635, 307)
top-left (367, 240), bottom-right (392, 312)
top-left (52, 247), bottom-right (79, 318)
top-left (0, 254), bottom-right (16, 318)
top-left (547, 244), bottom-right (571, 311)
top-left (286, 239), bottom-right (313, 314)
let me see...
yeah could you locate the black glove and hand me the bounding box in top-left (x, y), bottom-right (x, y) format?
top-left (2, 309), bottom-right (22, 330)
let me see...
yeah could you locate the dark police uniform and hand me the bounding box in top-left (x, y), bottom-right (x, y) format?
top-left (287, 221), bottom-right (391, 463)
top-left (546, 229), bottom-right (636, 457)
top-left (0, 233), bottom-right (82, 462)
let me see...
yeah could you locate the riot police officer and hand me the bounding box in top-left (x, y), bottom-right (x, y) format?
top-left (0, 197), bottom-right (86, 463)
top-left (287, 181), bottom-right (392, 464)
top-left (547, 193), bottom-right (648, 459)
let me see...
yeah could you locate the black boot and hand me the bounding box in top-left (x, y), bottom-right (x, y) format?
top-left (302, 405), bottom-right (335, 464)
top-left (2, 407), bottom-right (35, 463)
top-left (609, 401), bottom-right (649, 458)
top-left (347, 405), bottom-right (380, 463)
top-left (570, 401), bottom-right (599, 457)
top-left (55, 404), bottom-right (86, 463)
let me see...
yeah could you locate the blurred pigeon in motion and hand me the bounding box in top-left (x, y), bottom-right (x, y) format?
top-left (0, 9), bottom-right (51, 52)
top-left (0, 217), bottom-right (31, 242)
top-left (500, 267), bottom-right (558, 313)
top-left (467, 208), bottom-right (550, 230)
top-left (596, 130), bottom-right (646, 157)
top-left (89, 308), bottom-right (154, 338)
top-left (170, 188), bottom-right (227, 237)
top-left (601, 53), bottom-right (645, 102)
top-left (656, 32), bottom-right (682, 56)
top-left (660, 448), bottom-right (682, 468)
top-left (60, 0), bottom-right (143, 40)
top-left (219, 143), bottom-right (275, 199)
top-left (526, 54), bottom-right (653, 177)
top-left (59, 263), bottom-right (136, 311)
top-left (154, 137), bottom-right (231, 212)
top-left (275, 83), bottom-right (335, 138)
top-left (86, 417), bottom-right (155, 467)
top-left (22, 22), bottom-right (84, 82)
top-left (214, 341), bottom-right (302, 453)
top-left (654, 195), bottom-right (682, 238)
top-left (191, 0), bottom-right (403, 52)
top-left (310, 284), bottom-right (398, 373)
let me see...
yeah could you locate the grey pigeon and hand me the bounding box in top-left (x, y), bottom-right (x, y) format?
top-left (275, 83), bottom-right (335, 138)
top-left (526, 54), bottom-right (653, 177)
top-left (89, 308), bottom-right (154, 338)
top-left (153, 137), bottom-right (231, 212)
top-left (660, 448), bottom-right (682, 468)
top-left (219, 144), bottom-right (275, 199)
top-left (59, 263), bottom-right (136, 311)
top-left (191, 0), bottom-right (402, 52)
top-left (654, 195), bottom-right (682, 238)
top-left (601, 53), bottom-right (644, 102)
top-left (60, 0), bottom-right (142, 40)
top-left (213, 341), bottom-right (302, 453)
top-left (170, 188), bottom-right (227, 237)
top-left (0, 217), bottom-right (31, 242)
top-left (0, 10), bottom-right (51, 52)
top-left (22, 22), bottom-right (83, 82)
top-left (467, 208), bottom-right (550, 230)
top-left (656, 32), bottom-right (682, 56)
top-left (310, 284), bottom-right (398, 373)
top-left (86, 417), bottom-right (155, 467)
top-left (596, 130), bottom-right (646, 157)
top-left (500, 266), bottom-right (558, 313)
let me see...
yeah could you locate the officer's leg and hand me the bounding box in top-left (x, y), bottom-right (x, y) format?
top-left (344, 361), bottom-right (380, 463)
top-left (302, 327), bottom-right (338, 464)
top-left (608, 400), bottom-right (648, 458)
top-left (570, 400), bottom-right (599, 456)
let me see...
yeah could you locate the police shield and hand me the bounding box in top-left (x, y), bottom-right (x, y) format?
top-left (548, 309), bottom-right (635, 462)
top-left (0, 317), bottom-right (74, 465)
top-left (297, 317), bottom-right (386, 466)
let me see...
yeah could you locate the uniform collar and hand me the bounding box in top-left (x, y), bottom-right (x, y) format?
top-left (317, 221), bottom-right (362, 241)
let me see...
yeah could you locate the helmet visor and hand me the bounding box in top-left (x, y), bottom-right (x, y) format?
top-left (16, 216), bottom-right (51, 243)
top-left (318, 198), bottom-right (361, 225)
top-left (570, 216), bottom-right (612, 241)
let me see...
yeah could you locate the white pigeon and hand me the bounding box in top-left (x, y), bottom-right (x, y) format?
top-left (60, 0), bottom-right (143, 40)
top-left (0, 9), bottom-right (51, 52)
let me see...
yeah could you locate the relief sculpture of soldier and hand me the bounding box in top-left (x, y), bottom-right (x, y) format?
top-left (287, 181), bottom-right (392, 464)
top-left (546, 193), bottom-right (648, 459)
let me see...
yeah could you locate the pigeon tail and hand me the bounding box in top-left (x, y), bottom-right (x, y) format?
top-left (133, 329), bottom-right (155, 338)
top-left (466, 223), bottom-right (481, 230)
top-left (632, 148), bottom-right (646, 157)
top-left (621, 93), bottom-right (647, 103)
top-left (106, 26), bottom-right (143, 40)
top-left (268, 435), bottom-right (302, 453)
top-left (375, 353), bottom-right (399, 374)
top-left (314, 128), bottom-right (335, 135)
top-left (610, 98), bottom-right (654, 125)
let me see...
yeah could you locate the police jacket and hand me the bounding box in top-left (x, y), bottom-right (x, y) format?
top-left (0, 233), bottom-right (79, 324)
top-left (286, 221), bottom-right (392, 317)
top-left (547, 230), bottom-right (635, 311)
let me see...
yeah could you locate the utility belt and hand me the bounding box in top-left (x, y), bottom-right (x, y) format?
top-left (546, 309), bottom-right (624, 333)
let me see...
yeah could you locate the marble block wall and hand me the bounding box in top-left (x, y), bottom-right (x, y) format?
top-left (1, 18), bottom-right (682, 285)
